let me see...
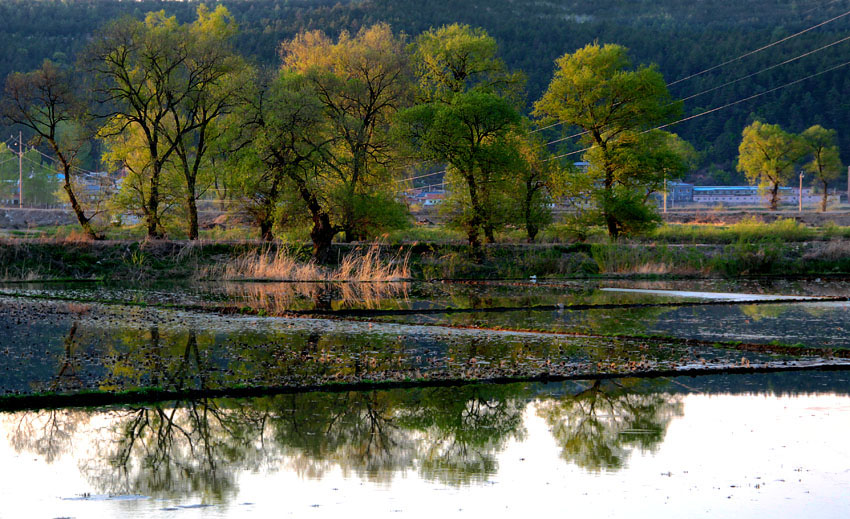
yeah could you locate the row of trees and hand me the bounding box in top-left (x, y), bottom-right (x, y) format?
top-left (0, 6), bottom-right (696, 258)
top-left (738, 121), bottom-right (843, 211)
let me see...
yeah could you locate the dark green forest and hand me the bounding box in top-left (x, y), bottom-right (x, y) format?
top-left (2, 0), bottom-right (849, 183)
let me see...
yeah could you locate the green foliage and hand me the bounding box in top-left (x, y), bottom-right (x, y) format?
top-left (736, 120), bottom-right (805, 210)
top-left (534, 43), bottom-right (683, 238)
top-left (396, 90), bottom-right (522, 252)
top-left (2, 0), bottom-right (850, 174)
top-left (801, 125), bottom-right (843, 212)
top-left (410, 23), bottom-right (524, 103)
top-left (711, 238), bottom-right (788, 277)
top-left (599, 187), bottom-right (663, 237)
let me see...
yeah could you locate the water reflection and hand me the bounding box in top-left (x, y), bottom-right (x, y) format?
top-left (6, 300), bottom-right (773, 397)
top-left (3, 371), bottom-right (849, 517)
top-left (536, 379), bottom-right (683, 471)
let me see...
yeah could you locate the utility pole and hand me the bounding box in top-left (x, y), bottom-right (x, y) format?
top-left (663, 177), bottom-right (667, 213)
top-left (799, 172), bottom-right (804, 212)
top-left (18, 131), bottom-right (22, 209)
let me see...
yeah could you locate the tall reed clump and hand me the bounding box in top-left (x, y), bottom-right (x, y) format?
top-left (333, 242), bottom-right (411, 281)
top-left (223, 248), bottom-right (323, 281)
top-left (221, 242), bottom-right (411, 281)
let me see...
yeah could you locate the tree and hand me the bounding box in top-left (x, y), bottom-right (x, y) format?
top-left (402, 24), bottom-right (525, 254)
top-left (280, 23), bottom-right (413, 245)
top-left (164, 5), bottom-right (246, 240)
top-left (396, 91), bottom-right (521, 257)
top-left (88, 7), bottom-right (243, 239)
top-left (533, 43), bottom-right (681, 238)
top-left (801, 125), bottom-right (842, 212)
top-left (228, 70), bottom-right (333, 245)
top-left (86, 12), bottom-right (185, 238)
top-left (410, 23), bottom-right (524, 104)
top-left (509, 128), bottom-right (562, 242)
top-left (737, 121), bottom-right (805, 210)
top-left (1, 60), bottom-right (100, 238)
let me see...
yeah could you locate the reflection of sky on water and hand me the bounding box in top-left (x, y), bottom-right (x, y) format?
top-left (372, 299), bottom-right (850, 349)
top-left (0, 372), bottom-right (848, 518)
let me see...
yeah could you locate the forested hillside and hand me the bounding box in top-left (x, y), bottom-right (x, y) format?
top-left (2, 0), bottom-right (849, 181)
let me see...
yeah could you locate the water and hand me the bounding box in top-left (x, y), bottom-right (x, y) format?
top-left (0, 371), bottom-right (848, 518)
top-left (2, 278), bottom-right (850, 517)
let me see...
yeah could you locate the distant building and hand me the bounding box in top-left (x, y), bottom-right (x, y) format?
top-left (405, 187), bottom-right (446, 207)
top-left (692, 185), bottom-right (835, 205)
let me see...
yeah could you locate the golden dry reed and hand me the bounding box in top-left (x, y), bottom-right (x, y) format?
top-left (222, 242), bottom-right (411, 281)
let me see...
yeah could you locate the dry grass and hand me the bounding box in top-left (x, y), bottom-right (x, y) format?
top-left (223, 249), bottom-right (323, 281)
top-left (220, 242), bottom-right (411, 282)
top-left (333, 242), bottom-right (411, 281)
top-left (803, 239), bottom-right (850, 262)
top-left (225, 280), bottom-right (411, 313)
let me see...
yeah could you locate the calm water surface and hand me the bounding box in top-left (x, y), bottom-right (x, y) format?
top-left (0, 371), bottom-right (848, 518)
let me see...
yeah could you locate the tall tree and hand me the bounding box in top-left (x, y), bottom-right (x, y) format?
top-left (280, 23), bottom-right (413, 243)
top-left (165, 5), bottom-right (246, 240)
top-left (533, 43), bottom-right (681, 238)
top-left (88, 7), bottom-right (242, 239)
top-left (737, 121), bottom-right (805, 211)
top-left (402, 24), bottom-right (525, 254)
top-left (509, 127), bottom-right (563, 242)
top-left (396, 91), bottom-right (521, 256)
top-left (86, 12), bottom-right (187, 238)
top-left (801, 124), bottom-right (842, 212)
top-left (1, 60), bottom-right (100, 238)
top-left (228, 70), bottom-right (334, 247)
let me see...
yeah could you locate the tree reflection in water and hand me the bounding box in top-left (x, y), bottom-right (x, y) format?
top-left (5, 380), bottom-right (684, 499)
top-left (536, 379), bottom-right (683, 471)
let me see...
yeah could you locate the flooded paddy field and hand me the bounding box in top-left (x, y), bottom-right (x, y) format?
top-left (2, 277), bottom-right (850, 517)
top-left (0, 371), bottom-right (848, 518)
top-left (1, 278), bottom-right (849, 403)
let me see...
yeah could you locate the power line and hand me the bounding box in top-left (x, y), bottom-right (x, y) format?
top-left (532, 8), bottom-right (850, 135)
top-left (394, 169), bottom-right (446, 184)
top-left (8, 135), bottom-right (101, 176)
top-left (657, 58), bottom-right (850, 131)
top-left (680, 33), bottom-right (850, 104)
top-left (546, 58), bottom-right (850, 162)
top-left (668, 8), bottom-right (850, 86)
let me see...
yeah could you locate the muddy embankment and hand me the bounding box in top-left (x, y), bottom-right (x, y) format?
top-left (662, 210), bottom-right (850, 226)
top-left (0, 238), bottom-right (849, 281)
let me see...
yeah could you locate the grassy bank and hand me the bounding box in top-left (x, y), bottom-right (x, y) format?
top-left (1, 235), bottom-right (850, 281)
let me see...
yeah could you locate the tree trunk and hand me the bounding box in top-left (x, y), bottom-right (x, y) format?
top-left (605, 213), bottom-right (619, 239)
top-left (602, 164), bottom-right (619, 239)
top-left (467, 227), bottom-right (483, 263)
top-left (259, 218), bottom-right (274, 242)
top-left (524, 185), bottom-right (537, 243)
top-left (186, 192), bottom-right (199, 240)
top-left (465, 171), bottom-right (490, 253)
top-left (484, 223), bottom-right (496, 244)
top-left (526, 223), bottom-right (538, 243)
top-left (821, 180), bottom-right (829, 212)
top-left (769, 183), bottom-right (779, 211)
top-left (62, 172), bottom-right (100, 240)
top-left (311, 212), bottom-right (337, 263)
top-left (146, 169), bottom-right (164, 239)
